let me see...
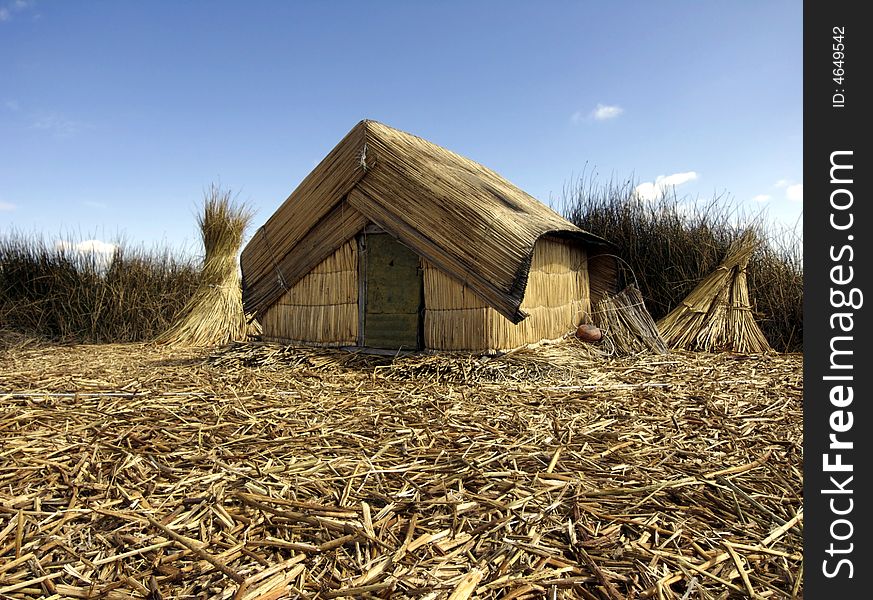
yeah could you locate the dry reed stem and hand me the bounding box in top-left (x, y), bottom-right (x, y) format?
top-left (0, 339), bottom-right (802, 598)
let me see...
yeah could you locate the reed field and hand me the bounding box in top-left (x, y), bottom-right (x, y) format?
top-left (0, 234), bottom-right (199, 343)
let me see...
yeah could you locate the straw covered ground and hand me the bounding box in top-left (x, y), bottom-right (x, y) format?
top-left (0, 337), bottom-right (802, 599)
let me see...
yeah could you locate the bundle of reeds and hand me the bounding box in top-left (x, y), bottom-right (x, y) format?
top-left (155, 186), bottom-right (252, 346)
top-left (657, 230), bottom-right (773, 353)
top-left (592, 285), bottom-right (668, 355)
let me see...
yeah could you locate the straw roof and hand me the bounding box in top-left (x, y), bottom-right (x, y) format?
top-left (241, 120), bottom-right (613, 323)
top-left (657, 232), bottom-right (773, 354)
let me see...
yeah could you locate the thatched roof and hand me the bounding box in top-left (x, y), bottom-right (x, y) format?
top-left (240, 120), bottom-right (612, 323)
top-left (657, 232), bottom-right (773, 354)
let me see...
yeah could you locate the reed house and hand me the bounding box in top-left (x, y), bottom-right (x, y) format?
top-left (240, 120), bottom-right (618, 352)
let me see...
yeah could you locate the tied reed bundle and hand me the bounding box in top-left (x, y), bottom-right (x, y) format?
top-left (657, 230), bottom-right (773, 354)
top-left (592, 285), bottom-right (668, 355)
top-left (155, 186), bottom-right (253, 346)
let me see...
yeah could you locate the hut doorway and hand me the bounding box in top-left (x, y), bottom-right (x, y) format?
top-left (359, 232), bottom-right (423, 349)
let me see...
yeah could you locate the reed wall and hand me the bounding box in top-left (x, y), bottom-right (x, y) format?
top-left (588, 253), bottom-right (619, 305)
top-left (424, 236), bottom-right (590, 352)
top-left (261, 239), bottom-right (358, 346)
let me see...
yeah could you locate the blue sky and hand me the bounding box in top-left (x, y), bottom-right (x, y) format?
top-left (1, 1), bottom-right (802, 257)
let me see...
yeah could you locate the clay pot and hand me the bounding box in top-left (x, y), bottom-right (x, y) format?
top-left (575, 324), bottom-right (603, 342)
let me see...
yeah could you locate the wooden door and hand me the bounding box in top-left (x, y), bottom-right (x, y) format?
top-left (361, 233), bottom-right (422, 349)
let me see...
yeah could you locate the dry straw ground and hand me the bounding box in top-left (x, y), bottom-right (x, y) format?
top-left (0, 338), bottom-right (802, 599)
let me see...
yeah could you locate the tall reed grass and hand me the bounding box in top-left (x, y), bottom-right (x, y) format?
top-left (0, 234), bottom-right (200, 342)
top-left (562, 175), bottom-right (802, 352)
top-left (2, 177), bottom-right (802, 352)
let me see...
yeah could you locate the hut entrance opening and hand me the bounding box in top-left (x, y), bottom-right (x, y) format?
top-left (360, 232), bottom-right (423, 350)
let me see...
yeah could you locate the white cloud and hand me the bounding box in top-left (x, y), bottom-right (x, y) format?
top-left (633, 171), bottom-right (699, 202)
top-left (591, 104), bottom-right (624, 121)
top-left (0, 201), bottom-right (16, 211)
top-left (772, 178), bottom-right (802, 201)
top-left (659, 172), bottom-right (698, 187)
top-left (0, 8), bottom-right (9, 21)
top-left (786, 183), bottom-right (803, 202)
top-left (752, 194), bottom-right (771, 203)
top-left (632, 182), bottom-right (660, 202)
top-left (55, 239), bottom-right (118, 257)
top-left (571, 103), bottom-right (624, 124)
